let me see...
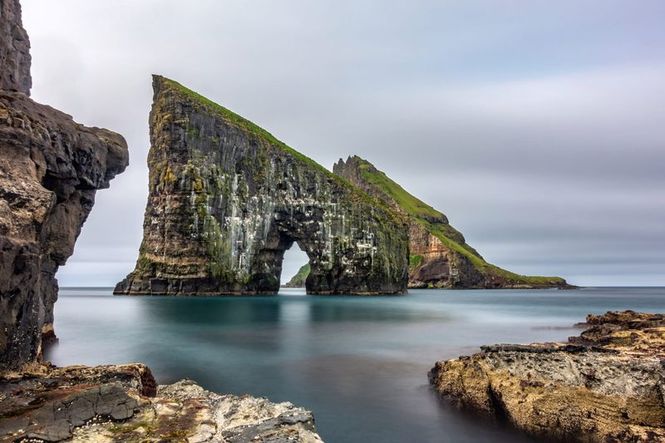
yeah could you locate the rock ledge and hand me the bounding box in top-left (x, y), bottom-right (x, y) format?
top-left (429, 311), bottom-right (665, 442)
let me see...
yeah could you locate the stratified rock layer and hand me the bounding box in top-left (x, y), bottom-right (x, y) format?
top-left (0, 1), bottom-right (128, 370)
top-left (334, 155), bottom-right (568, 289)
top-left (0, 0), bottom-right (31, 95)
top-left (429, 311), bottom-right (665, 442)
top-left (0, 364), bottom-right (323, 442)
top-left (115, 76), bottom-right (408, 296)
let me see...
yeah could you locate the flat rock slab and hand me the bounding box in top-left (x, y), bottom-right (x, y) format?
top-left (0, 364), bottom-right (323, 442)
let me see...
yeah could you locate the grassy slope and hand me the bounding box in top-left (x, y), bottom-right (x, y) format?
top-left (284, 263), bottom-right (311, 287)
top-left (353, 158), bottom-right (566, 286)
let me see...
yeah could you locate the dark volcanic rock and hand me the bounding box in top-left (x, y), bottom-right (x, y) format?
top-left (0, 0), bottom-right (129, 370)
top-left (0, 0), bottom-right (31, 95)
top-left (333, 155), bottom-right (569, 289)
top-left (115, 76), bottom-right (408, 296)
top-left (429, 310), bottom-right (665, 442)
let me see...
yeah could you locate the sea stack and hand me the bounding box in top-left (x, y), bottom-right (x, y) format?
top-left (0, 0), bottom-right (129, 369)
top-left (333, 155), bottom-right (568, 289)
top-left (115, 76), bottom-right (409, 296)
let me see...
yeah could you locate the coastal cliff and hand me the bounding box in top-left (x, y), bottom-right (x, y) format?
top-left (0, 0), bottom-right (129, 370)
top-left (429, 311), bottom-right (665, 442)
top-left (0, 3), bottom-right (324, 441)
top-left (115, 77), bottom-right (409, 296)
top-left (333, 156), bottom-right (568, 289)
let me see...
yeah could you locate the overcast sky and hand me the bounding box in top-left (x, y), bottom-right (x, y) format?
top-left (22, 0), bottom-right (665, 287)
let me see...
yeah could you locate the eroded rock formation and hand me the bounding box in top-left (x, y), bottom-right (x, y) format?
top-left (115, 77), bottom-right (409, 296)
top-left (0, 0), bottom-right (129, 370)
top-left (0, 364), bottom-right (322, 442)
top-left (334, 156), bottom-right (568, 289)
top-left (429, 311), bottom-right (665, 442)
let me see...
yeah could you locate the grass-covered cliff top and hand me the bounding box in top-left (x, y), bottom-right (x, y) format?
top-left (341, 156), bottom-right (567, 286)
top-left (154, 76), bottom-right (402, 222)
top-left (352, 157), bottom-right (446, 222)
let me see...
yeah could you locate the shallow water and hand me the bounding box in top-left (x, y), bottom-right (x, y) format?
top-left (47, 287), bottom-right (665, 442)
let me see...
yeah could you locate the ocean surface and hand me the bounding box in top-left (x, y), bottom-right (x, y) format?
top-left (47, 287), bottom-right (665, 443)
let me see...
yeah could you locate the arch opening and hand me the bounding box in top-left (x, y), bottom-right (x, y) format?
top-left (279, 243), bottom-right (309, 293)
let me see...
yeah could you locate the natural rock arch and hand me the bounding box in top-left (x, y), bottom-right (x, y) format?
top-left (115, 76), bottom-right (409, 296)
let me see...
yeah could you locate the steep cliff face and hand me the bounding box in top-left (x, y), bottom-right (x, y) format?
top-left (115, 76), bottom-right (408, 296)
top-left (333, 156), bottom-right (568, 289)
top-left (0, 0), bottom-right (31, 95)
top-left (429, 311), bottom-right (665, 442)
top-left (0, 0), bottom-right (129, 369)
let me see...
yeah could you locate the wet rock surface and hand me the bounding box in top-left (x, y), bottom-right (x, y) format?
top-left (0, 365), bottom-right (323, 442)
top-left (0, 0), bottom-right (128, 370)
top-left (116, 76), bottom-right (408, 296)
top-left (333, 155), bottom-right (568, 289)
top-left (429, 310), bottom-right (665, 442)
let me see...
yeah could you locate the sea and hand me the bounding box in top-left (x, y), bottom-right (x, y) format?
top-left (47, 287), bottom-right (665, 443)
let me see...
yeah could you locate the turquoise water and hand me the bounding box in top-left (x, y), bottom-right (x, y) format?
top-left (47, 287), bottom-right (665, 442)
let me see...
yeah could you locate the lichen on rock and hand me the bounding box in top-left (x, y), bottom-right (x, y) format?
top-left (115, 76), bottom-right (409, 296)
top-left (333, 155), bottom-right (569, 289)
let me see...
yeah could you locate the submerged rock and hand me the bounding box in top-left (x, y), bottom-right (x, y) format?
top-left (0, 0), bottom-right (128, 370)
top-left (115, 76), bottom-right (409, 296)
top-left (0, 364), bottom-right (323, 442)
top-left (333, 155), bottom-right (568, 289)
top-left (429, 310), bottom-right (665, 442)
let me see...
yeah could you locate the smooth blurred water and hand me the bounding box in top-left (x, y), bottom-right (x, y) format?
top-left (47, 287), bottom-right (665, 443)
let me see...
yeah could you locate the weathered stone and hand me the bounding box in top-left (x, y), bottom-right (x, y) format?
top-left (0, 1), bottom-right (129, 370)
top-left (0, 366), bottom-right (323, 442)
top-left (333, 155), bottom-right (569, 289)
top-left (429, 310), bottom-right (665, 442)
top-left (115, 76), bottom-right (409, 296)
top-left (0, 0), bottom-right (31, 95)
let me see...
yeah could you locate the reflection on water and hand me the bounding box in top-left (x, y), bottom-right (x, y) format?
top-left (47, 287), bottom-right (665, 443)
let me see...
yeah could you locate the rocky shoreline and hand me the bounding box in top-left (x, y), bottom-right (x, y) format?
top-left (429, 310), bottom-right (665, 442)
top-left (0, 363), bottom-right (322, 442)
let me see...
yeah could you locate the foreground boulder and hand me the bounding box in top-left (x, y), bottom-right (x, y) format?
top-left (0, 364), bottom-right (323, 442)
top-left (429, 311), bottom-right (665, 442)
top-left (0, 0), bottom-right (129, 370)
top-left (333, 155), bottom-right (568, 289)
top-left (115, 76), bottom-right (408, 296)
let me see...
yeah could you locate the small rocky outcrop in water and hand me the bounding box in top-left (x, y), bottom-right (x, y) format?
top-left (0, 364), bottom-right (323, 442)
top-left (0, 0), bottom-right (128, 369)
top-left (333, 155), bottom-right (568, 289)
top-left (283, 263), bottom-right (310, 288)
top-left (115, 76), bottom-right (409, 296)
top-left (429, 311), bottom-right (665, 442)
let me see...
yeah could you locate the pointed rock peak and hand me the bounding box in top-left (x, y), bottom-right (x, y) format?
top-left (0, 0), bottom-right (32, 95)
